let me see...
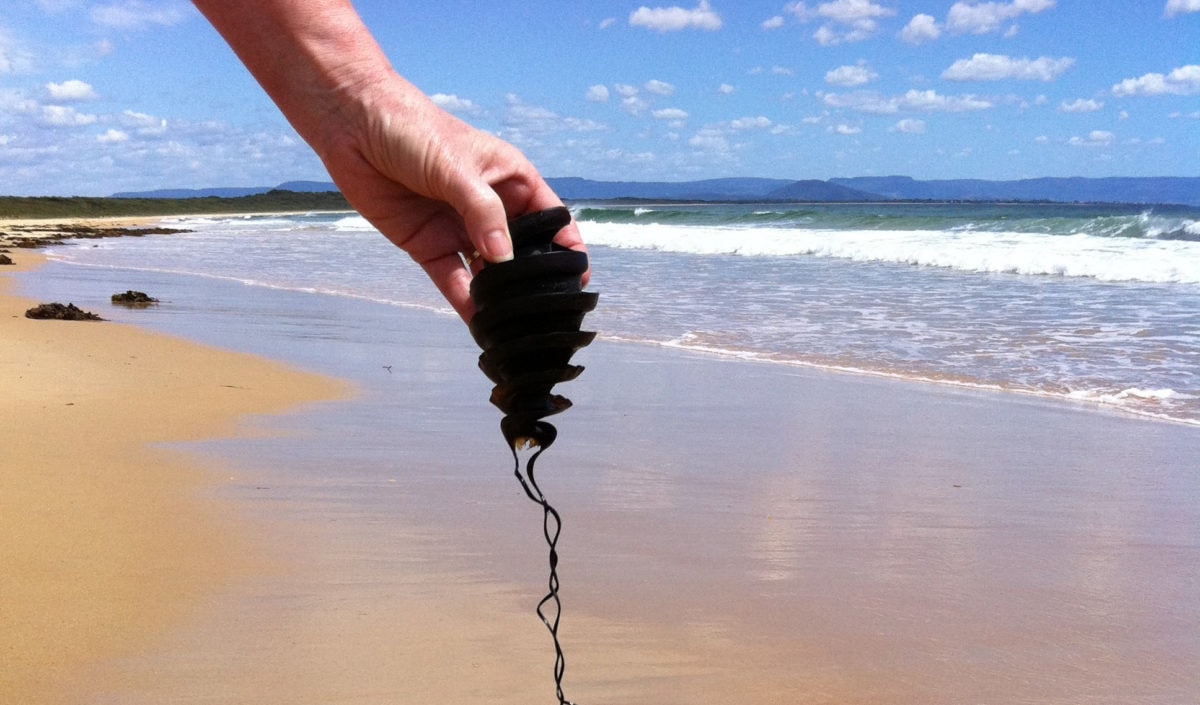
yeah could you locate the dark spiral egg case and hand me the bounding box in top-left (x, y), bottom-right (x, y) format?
top-left (468, 207), bottom-right (597, 448)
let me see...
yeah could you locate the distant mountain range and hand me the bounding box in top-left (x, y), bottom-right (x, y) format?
top-left (828, 176), bottom-right (1200, 206)
top-left (111, 180), bottom-right (338, 199)
top-left (113, 175), bottom-right (1200, 206)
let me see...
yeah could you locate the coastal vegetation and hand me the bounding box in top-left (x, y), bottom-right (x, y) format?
top-left (0, 189), bottom-right (349, 219)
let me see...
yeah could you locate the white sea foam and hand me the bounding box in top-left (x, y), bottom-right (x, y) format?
top-left (333, 214), bottom-right (373, 231)
top-left (1069, 387), bottom-right (1191, 403)
top-left (579, 221), bottom-right (1200, 284)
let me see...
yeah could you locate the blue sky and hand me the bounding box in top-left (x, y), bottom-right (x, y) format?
top-left (1, 0), bottom-right (1197, 196)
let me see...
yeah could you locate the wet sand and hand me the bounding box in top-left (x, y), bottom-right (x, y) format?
top-left (6, 243), bottom-right (1200, 704)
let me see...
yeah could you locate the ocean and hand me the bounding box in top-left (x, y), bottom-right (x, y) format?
top-left (37, 200), bottom-right (1200, 427)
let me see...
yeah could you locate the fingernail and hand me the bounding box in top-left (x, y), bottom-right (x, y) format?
top-left (484, 229), bottom-right (513, 262)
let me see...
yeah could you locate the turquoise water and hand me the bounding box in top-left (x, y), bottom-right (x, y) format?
top-left (37, 201), bottom-right (1200, 425)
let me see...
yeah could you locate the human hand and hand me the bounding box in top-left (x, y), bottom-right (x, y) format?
top-left (193, 0), bottom-right (586, 321)
top-left (313, 78), bottom-right (588, 322)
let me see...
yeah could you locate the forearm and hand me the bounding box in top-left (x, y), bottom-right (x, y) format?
top-left (191, 0), bottom-right (424, 156)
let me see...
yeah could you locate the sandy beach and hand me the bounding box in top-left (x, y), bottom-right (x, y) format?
top-left (0, 250), bottom-right (346, 703)
top-left (5, 226), bottom-right (1199, 704)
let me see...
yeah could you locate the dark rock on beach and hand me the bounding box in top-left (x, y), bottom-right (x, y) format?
top-left (25, 302), bottom-right (104, 321)
top-left (111, 290), bottom-right (158, 306)
top-left (0, 254), bottom-right (13, 265)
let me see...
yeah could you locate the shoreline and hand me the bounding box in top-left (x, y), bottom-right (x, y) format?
top-left (634, 335), bottom-right (1200, 429)
top-left (0, 249), bottom-right (347, 702)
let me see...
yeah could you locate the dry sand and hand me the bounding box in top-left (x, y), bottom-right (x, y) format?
top-left (0, 251), bottom-right (346, 703)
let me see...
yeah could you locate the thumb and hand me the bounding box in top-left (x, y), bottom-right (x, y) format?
top-left (450, 178), bottom-right (513, 264)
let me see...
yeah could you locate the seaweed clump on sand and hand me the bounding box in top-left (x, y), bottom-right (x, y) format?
top-left (468, 206), bottom-right (597, 705)
top-left (25, 302), bottom-right (104, 321)
top-left (111, 290), bottom-right (158, 306)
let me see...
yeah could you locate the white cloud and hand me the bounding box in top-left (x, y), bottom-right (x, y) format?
top-left (730, 116), bottom-right (773, 130)
top-left (946, 0), bottom-right (1055, 35)
top-left (812, 25), bottom-right (839, 45)
top-left (121, 109), bottom-right (168, 135)
top-left (598, 17), bottom-right (617, 29)
top-left (831, 123), bottom-right (862, 135)
top-left (1165, 0), bottom-right (1200, 17)
top-left (899, 13), bottom-right (941, 43)
top-left (0, 27), bottom-right (35, 74)
top-left (784, 1), bottom-right (813, 20)
top-left (652, 107), bottom-right (689, 120)
top-left (585, 84), bottom-right (610, 102)
top-left (610, 84), bottom-right (651, 115)
top-left (624, 97), bottom-right (650, 115)
top-left (789, 0), bottom-right (895, 45)
top-left (0, 110), bottom-right (326, 196)
top-left (820, 91), bottom-right (895, 113)
top-left (46, 79), bottom-right (98, 101)
top-left (825, 62), bottom-right (877, 87)
top-left (120, 109), bottom-right (158, 125)
top-left (717, 83), bottom-right (735, 95)
top-left (503, 95), bottom-right (607, 136)
top-left (430, 93), bottom-right (480, 115)
top-left (1059, 98), bottom-right (1103, 113)
top-left (90, 0), bottom-right (192, 30)
top-left (39, 104), bottom-right (98, 127)
top-left (819, 0), bottom-right (893, 23)
top-left (902, 89), bottom-right (992, 111)
top-left (688, 126), bottom-right (730, 153)
top-left (942, 53), bottom-right (1074, 81)
top-left (771, 65), bottom-right (795, 76)
top-left (97, 128), bottom-right (129, 143)
top-left (1068, 129), bottom-right (1115, 147)
top-left (499, 103), bottom-right (564, 153)
top-left (822, 88), bottom-right (993, 113)
top-left (644, 79), bottom-right (676, 96)
top-left (762, 15), bottom-right (785, 29)
top-left (678, 115), bottom-right (791, 163)
top-left (629, 1), bottom-right (722, 32)
top-left (890, 118), bottom-right (926, 133)
top-left (1112, 65), bottom-right (1200, 96)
